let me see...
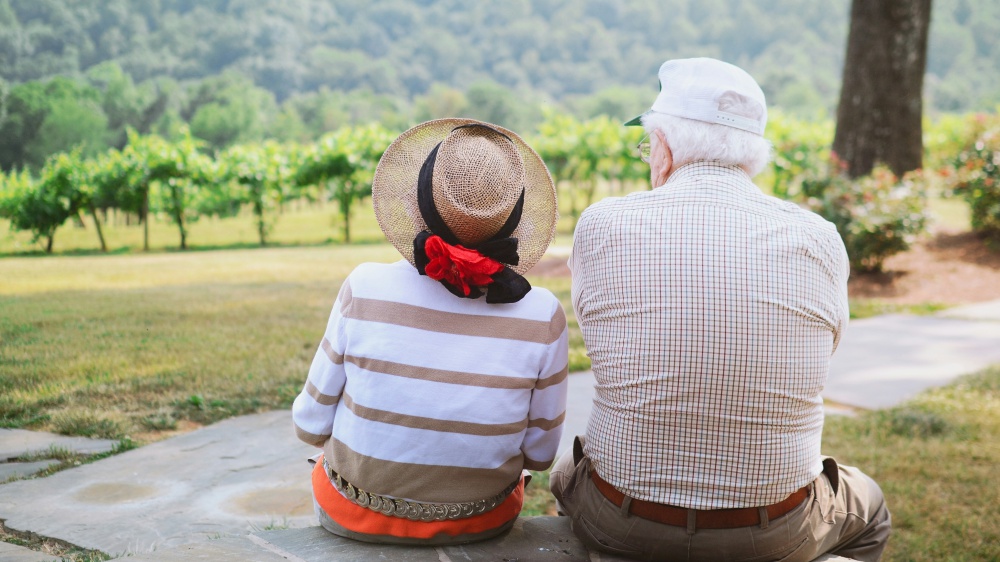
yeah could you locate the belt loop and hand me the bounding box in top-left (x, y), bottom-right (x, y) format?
top-left (686, 508), bottom-right (696, 535)
top-left (758, 506), bottom-right (769, 529)
top-left (620, 495), bottom-right (632, 518)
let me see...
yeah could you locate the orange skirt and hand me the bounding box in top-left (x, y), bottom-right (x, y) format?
top-left (311, 456), bottom-right (524, 539)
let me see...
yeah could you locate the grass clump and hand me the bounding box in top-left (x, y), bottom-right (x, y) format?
top-left (849, 300), bottom-right (950, 319)
top-left (3, 437), bottom-right (139, 485)
top-left (0, 519), bottom-right (110, 561)
top-left (50, 411), bottom-right (128, 439)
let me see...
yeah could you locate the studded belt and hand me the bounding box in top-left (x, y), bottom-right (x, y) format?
top-left (322, 457), bottom-right (519, 521)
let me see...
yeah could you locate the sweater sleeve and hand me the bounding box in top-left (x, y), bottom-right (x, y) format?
top-left (292, 278), bottom-right (350, 447)
top-left (521, 302), bottom-right (570, 471)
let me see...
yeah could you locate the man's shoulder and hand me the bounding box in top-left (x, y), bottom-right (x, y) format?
top-left (578, 190), bottom-right (657, 224)
top-left (767, 197), bottom-right (842, 239)
top-left (580, 193), bottom-right (628, 216)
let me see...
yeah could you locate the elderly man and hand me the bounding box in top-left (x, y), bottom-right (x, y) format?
top-left (551, 58), bottom-right (891, 561)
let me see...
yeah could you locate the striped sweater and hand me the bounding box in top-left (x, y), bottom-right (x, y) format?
top-left (293, 260), bottom-right (569, 504)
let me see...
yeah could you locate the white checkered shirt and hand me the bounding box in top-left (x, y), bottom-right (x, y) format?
top-left (569, 161), bottom-right (849, 509)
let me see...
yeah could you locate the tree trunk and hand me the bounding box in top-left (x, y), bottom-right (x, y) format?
top-left (340, 196), bottom-right (352, 244)
top-left (45, 233), bottom-right (54, 253)
top-left (566, 180), bottom-right (579, 231)
top-left (255, 200), bottom-right (267, 246)
top-left (832, 0), bottom-right (931, 179)
top-left (167, 183), bottom-right (187, 250)
top-left (142, 186), bottom-right (150, 252)
top-left (88, 203), bottom-right (108, 252)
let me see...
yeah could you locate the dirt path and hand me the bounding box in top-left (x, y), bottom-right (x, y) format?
top-left (848, 230), bottom-right (1000, 305)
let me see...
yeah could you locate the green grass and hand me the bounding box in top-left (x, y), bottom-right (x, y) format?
top-left (849, 300), bottom-right (951, 319)
top-left (0, 244), bottom-right (397, 437)
top-left (2, 438), bottom-right (139, 485)
top-left (824, 367), bottom-right (1000, 561)
top-left (0, 521), bottom-right (109, 562)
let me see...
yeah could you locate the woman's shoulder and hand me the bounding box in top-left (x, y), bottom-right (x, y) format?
top-left (347, 261), bottom-right (564, 321)
top-left (346, 260), bottom-right (418, 285)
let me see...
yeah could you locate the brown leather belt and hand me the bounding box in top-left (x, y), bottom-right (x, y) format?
top-left (589, 470), bottom-right (809, 529)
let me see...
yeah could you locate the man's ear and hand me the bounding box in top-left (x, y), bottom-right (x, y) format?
top-left (651, 129), bottom-right (673, 187)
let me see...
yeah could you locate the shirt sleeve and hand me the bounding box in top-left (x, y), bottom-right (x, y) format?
top-left (830, 234), bottom-right (851, 353)
top-left (520, 302), bottom-right (570, 471)
top-left (292, 278), bottom-right (350, 447)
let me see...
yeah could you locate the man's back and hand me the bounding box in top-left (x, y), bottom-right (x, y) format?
top-left (570, 161), bottom-right (850, 509)
top-left (553, 57), bottom-right (889, 562)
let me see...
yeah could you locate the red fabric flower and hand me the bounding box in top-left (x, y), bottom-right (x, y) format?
top-left (423, 235), bottom-right (503, 296)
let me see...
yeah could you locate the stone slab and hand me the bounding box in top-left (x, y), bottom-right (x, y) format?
top-left (0, 411), bottom-right (317, 557)
top-left (250, 517), bottom-right (633, 562)
top-left (0, 429), bottom-right (116, 460)
top-left (0, 460), bottom-right (60, 482)
top-left (0, 542), bottom-right (61, 562)
top-left (116, 536), bottom-right (289, 561)
top-left (826, 314), bottom-right (1000, 409)
top-left (125, 519), bottom-right (857, 562)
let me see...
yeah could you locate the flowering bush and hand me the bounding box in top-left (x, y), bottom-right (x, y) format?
top-left (950, 120), bottom-right (1000, 240)
top-left (802, 158), bottom-right (929, 273)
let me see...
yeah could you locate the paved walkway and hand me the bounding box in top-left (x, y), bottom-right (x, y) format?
top-left (2, 299), bottom-right (999, 560)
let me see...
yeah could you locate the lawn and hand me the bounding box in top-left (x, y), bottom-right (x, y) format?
top-left (821, 368), bottom-right (1000, 561)
top-left (0, 239), bottom-right (586, 441)
top-left (2, 207), bottom-right (996, 561)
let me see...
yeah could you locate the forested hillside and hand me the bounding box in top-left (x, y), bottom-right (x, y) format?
top-left (0, 0), bottom-right (996, 172)
top-left (2, 0), bottom-right (997, 112)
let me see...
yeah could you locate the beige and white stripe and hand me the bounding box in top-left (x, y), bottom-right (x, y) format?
top-left (293, 260), bottom-right (569, 504)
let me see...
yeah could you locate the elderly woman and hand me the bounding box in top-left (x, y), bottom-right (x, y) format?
top-left (292, 119), bottom-right (569, 545)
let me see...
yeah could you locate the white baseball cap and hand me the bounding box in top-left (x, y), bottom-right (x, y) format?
top-left (624, 57), bottom-right (767, 136)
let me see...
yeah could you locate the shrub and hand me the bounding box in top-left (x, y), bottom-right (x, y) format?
top-left (950, 118), bottom-right (1000, 240)
top-left (766, 110), bottom-right (834, 199)
top-left (802, 157), bottom-right (929, 273)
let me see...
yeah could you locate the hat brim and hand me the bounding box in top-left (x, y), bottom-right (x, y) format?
top-left (372, 118), bottom-right (558, 276)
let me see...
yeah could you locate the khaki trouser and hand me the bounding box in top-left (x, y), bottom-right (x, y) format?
top-left (550, 438), bottom-right (891, 562)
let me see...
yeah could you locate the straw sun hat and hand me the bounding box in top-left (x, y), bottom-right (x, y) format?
top-left (372, 118), bottom-right (557, 303)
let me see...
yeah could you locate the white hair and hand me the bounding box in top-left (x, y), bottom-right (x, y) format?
top-left (641, 93), bottom-right (772, 177)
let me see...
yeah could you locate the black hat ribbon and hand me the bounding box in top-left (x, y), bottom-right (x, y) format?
top-left (412, 127), bottom-right (530, 303)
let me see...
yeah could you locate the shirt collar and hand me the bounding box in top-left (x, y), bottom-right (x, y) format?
top-left (660, 161), bottom-right (753, 189)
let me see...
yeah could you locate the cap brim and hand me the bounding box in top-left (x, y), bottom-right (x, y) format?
top-left (623, 113), bottom-right (645, 127)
